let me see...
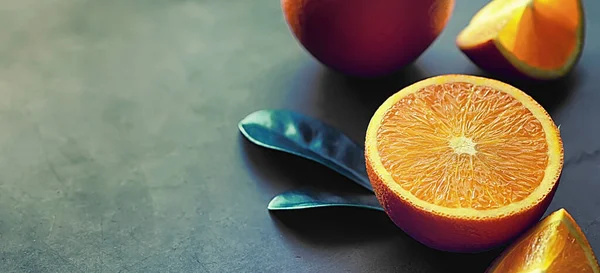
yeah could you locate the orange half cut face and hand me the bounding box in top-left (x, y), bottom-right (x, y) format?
top-left (365, 74), bottom-right (563, 252)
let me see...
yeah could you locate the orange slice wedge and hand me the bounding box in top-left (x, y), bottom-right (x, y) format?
top-left (365, 74), bottom-right (564, 253)
top-left (486, 208), bottom-right (600, 273)
top-left (457, 0), bottom-right (585, 80)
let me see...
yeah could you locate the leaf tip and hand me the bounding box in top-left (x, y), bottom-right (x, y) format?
top-left (267, 195), bottom-right (285, 210)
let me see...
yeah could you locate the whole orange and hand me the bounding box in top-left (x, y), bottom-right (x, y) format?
top-left (281, 0), bottom-right (455, 77)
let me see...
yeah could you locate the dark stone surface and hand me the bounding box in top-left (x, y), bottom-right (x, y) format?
top-left (0, 0), bottom-right (598, 272)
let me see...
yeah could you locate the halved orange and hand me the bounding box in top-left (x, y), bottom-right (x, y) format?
top-left (486, 208), bottom-right (600, 273)
top-left (365, 74), bottom-right (564, 253)
top-left (457, 0), bottom-right (585, 80)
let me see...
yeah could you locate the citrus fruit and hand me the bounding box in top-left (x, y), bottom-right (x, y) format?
top-left (281, 0), bottom-right (455, 78)
top-left (486, 208), bottom-right (600, 273)
top-left (456, 0), bottom-right (585, 80)
top-left (365, 74), bottom-right (564, 253)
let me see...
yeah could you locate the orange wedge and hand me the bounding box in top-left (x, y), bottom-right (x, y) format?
top-left (365, 74), bottom-right (564, 253)
top-left (487, 208), bottom-right (600, 273)
top-left (457, 0), bottom-right (585, 80)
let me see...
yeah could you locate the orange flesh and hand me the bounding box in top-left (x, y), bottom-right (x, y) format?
top-left (376, 82), bottom-right (548, 210)
top-left (462, 0), bottom-right (581, 70)
top-left (489, 212), bottom-right (599, 273)
top-left (546, 224), bottom-right (597, 273)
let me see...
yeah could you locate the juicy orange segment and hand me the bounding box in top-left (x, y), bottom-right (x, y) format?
top-left (365, 75), bottom-right (563, 252)
top-left (457, 0), bottom-right (584, 79)
top-left (498, 0), bottom-right (580, 70)
top-left (487, 208), bottom-right (600, 273)
top-left (377, 82), bottom-right (549, 210)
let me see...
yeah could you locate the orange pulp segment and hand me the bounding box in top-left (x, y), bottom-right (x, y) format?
top-left (487, 208), bottom-right (600, 273)
top-left (457, 0), bottom-right (584, 79)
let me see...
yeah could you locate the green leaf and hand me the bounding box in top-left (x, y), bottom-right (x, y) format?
top-left (268, 188), bottom-right (382, 211)
top-left (239, 109), bottom-right (373, 192)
